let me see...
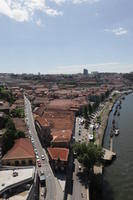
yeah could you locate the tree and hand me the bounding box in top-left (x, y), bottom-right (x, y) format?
top-left (73, 142), bottom-right (104, 173)
top-left (0, 86), bottom-right (15, 104)
top-left (93, 100), bottom-right (100, 112)
top-left (2, 130), bottom-right (15, 154)
top-left (105, 90), bottom-right (110, 98)
top-left (101, 94), bottom-right (105, 102)
top-left (88, 104), bottom-right (93, 115)
top-left (11, 108), bottom-right (25, 118)
top-left (84, 106), bottom-right (88, 119)
top-left (15, 131), bottom-right (25, 139)
top-left (2, 117), bottom-right (25, 154)
top-left (5, 117), bottom-right (16, 130)
top-left (84, 119), bottom-right (90, 129)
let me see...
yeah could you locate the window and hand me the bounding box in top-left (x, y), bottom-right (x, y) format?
top-left (22, 160), bottom-right (26, 165)
top-left (7, 162), bottom-right (10, 165)
top-left (15, 160), bottom-right (19, 166)
top-left (29, 160), bottom-right (33, 165)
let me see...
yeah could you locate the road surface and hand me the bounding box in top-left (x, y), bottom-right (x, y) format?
top-left (24, 95), bottom-right (63, 200)
top-left (72, 117), bottom-right (89, 200)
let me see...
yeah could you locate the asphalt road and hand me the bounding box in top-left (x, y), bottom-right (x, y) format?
top-left (72, 117), bottom-right (89, 200)
top-left (24, 96), bottom-right (63, 200)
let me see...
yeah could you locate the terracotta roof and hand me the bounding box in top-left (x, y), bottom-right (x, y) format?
top-left (47, 99), bottom-right (79, 111)
top-left (2, 138), bottom-right (35, 160)
top-left (52, 130), bottom-right (72, 143)
top-left (13, 118), bottom-right (27, 133)
top-left (43, 111), bottom-right (75, 131)
top-left (35, 116), bottom-right (49, 127)
top-left (34, 106), bottom-right (45, 116)
top-left (47, 148), bottom-right (69, 161)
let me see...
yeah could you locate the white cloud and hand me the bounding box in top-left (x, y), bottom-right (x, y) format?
top-left (36, 18), bottom-right (42, 26)
top-left (51, 0), bottom-right (100, 5)
top-left (44, 7), bottom-right (63, 16)
top-left (0, 0), bottom-right (63, 23)
top-left (0, 0), bottom-right (100, 24)
top-left (104, 27), bottom-right (128, 36)
top-left (72, 0), bottom-right (100, 5)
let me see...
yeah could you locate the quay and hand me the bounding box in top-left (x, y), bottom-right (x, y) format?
top-left (103, 133), bottom-right (116, 162)
top-left (103, 148), bottom-right (116, 162)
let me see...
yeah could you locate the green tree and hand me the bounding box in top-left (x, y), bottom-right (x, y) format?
top-left (101, 94), bottom-right (105, 102)
top-left (11, 108), bottom-right (25, 118)
top-left (84, 119), bottom-right (90, 129)
top-left (105, 90), bottom-right (110, 98)
top-left (2, 117), bottom-right (25, 154)
top-left (2, 130), bottom-right (15, 154)
top-left (5, 117), bottom-right (16, 130)
top-left (73, 142), bottom-right (104, 173)
top-left (88, 104), bottom-right (93, 115)
top-left (84, 106), bottom-right (88, 119)
top-left (15, 131), bottom-right (25, 139)
top-left (0, 86), bottom-right (15, 104)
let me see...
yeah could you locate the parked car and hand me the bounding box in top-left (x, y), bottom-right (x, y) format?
top-left (38, 162), bottom-right (41, 167)
top-left (41, 155), bottom-right (45, 160)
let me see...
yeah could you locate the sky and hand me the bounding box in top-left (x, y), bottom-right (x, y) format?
top-left (0, 0), bottom-right (133, 74)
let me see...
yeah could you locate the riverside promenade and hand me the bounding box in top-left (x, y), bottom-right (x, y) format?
top-left (96, 95), bottom-right (119, 146)
top-left (94, 95), bottom-right (119, 174)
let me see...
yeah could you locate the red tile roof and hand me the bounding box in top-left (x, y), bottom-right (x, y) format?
top-left (52, 130), bottom-right (72, 143)
top-left (43, 111), bottom-right (75, 131)
top-left (2, 138), bottom-right (35, 160)
top-left (35, 116), bottom-right (49, 127)
top-left (47, 148), bottom-right (69, 161)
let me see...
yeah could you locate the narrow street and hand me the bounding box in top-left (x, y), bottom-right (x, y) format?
top-left (24, 96), bottom-right (64, 200)
top-left (71, 117), bottom-right (89, 200)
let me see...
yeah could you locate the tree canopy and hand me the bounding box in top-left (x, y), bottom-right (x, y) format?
top-left (2, 117), bottom-right (25, 154)
top-left (11, 108), bottom-right (25, 118)
top-left (0, 86), bottom-right (15, 103)
top-left (73, 142), bottom-right (104, 171)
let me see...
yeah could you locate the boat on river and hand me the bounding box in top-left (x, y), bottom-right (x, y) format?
top-left (114, 129), bottom-right (120, 136)
top-left (117, 112), bottom-right (120, 116)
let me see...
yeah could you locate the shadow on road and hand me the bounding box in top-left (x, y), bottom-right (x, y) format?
top-left (76, 169), bottom-right (89, 188)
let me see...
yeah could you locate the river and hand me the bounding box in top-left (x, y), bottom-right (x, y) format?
top-left (103, 93), bottom-right (133, 200)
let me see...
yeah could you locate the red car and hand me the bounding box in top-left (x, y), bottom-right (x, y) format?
top-left (38, 162), bottom-right (41, 167)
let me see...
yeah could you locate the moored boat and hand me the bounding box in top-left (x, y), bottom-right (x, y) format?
top-left (117, 112), bottom-right (120, 116)
top-left (114, 129), bottom-right (120, 136)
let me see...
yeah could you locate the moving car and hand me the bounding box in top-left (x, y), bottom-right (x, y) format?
top-left (41, 155), bottom-right (45, 160)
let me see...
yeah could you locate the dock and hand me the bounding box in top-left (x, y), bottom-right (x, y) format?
top-left (103, 148), bottom-right (116, 162)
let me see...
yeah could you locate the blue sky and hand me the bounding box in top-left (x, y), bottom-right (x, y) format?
top-left (0, 0), bottom-right (133, 74)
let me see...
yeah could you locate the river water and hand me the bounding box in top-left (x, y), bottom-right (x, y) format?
top-left (103, 93), bottom-right (133, 200)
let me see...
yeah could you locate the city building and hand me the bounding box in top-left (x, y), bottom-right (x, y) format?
top-left (47, 147), bottom-right (69, 171)
top-left (2, 138), bottom-right (36, 166)
top-left (0, 167), bottom-right (36, 199)
top-left (83, 68), bottom-right (88, 75)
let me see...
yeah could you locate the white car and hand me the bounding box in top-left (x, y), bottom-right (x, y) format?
top-left (89, 134), bottom-right (94, 141)
top-left (41, 155), bottom-right (45, 160)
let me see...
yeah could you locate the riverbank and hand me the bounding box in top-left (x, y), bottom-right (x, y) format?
top-left (96, 94), bottom-right (120, 146)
